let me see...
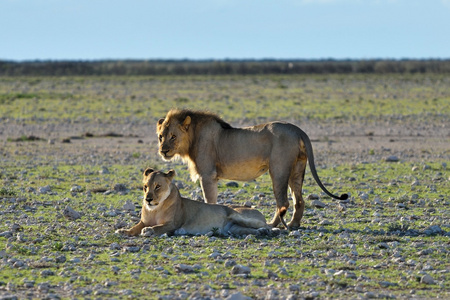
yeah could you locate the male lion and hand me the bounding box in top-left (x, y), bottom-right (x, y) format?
top-left (157, 109), bottom-right (348, 229)
top-left (115, 168), bottom-right (270, 237)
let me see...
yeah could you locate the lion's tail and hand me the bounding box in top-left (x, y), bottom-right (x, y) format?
top-left (299, 130), bottom-right (348, 201)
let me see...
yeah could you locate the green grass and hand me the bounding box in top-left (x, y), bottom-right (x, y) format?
top-left (1, 74), bottom-right (449, 125)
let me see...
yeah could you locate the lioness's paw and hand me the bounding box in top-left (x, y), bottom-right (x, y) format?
top-left (115, 228), bottom-right (130, 235)
top-left (140, 227), bottom-right (155, 237)
top-left (256, 227), bottom-right (271, 236)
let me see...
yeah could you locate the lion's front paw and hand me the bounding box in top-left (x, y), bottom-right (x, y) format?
top-left (140, 227), bottom-right (155, 237)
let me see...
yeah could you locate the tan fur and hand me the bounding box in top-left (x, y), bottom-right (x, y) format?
top-left (115, 169), bottom-right (269, 237)
top-left (156, 109), bottom-right (348, 229)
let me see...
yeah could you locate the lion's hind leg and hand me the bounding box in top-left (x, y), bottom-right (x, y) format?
top-left (287, 159), bottom-right (307, 229)
top-left (268, 160), bottom-right (292, 229)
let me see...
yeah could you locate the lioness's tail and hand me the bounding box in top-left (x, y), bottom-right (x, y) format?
top-left (299, 130), bottom-right (348, 200)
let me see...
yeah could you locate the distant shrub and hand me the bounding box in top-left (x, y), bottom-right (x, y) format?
top-left (1, 59), bottom-right (449, 76)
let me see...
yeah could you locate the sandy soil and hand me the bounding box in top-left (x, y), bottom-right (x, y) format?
top-left (1, 119), bottom-right (448, 165)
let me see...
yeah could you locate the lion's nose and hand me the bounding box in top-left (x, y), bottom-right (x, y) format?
top-left (161, 150), bottom-right (169, 156)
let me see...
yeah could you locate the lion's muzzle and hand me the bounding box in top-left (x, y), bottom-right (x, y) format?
top-left (160, 150), bottom-right (174, 160)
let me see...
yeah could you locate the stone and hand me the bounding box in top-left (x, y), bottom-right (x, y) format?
top-left (373, 197), bottom-right (383, 205)
top-left (38, 185), bottom-right (52, 194)
top-left (307, 194), bottom-right (320, 200)
top-left (377, 242), bottom-right (389, 249)
top-left (99, 167), bottom-right (110, 174)
top-left (311, 200), bottom-right (326, 208)
top-left (114, 184), bottom-right (127, 192)
top-left (226, 292), bottom-right (251, 300)
top-left (40, 270), bottom-right (55, 277)
top-left (385, 155), bottom-right (399, 162)
top-left (423, 225), bottom-right (444, 236)
top-left (122, 246), bottom-right (140, 253)
top-left (0, 231), bottom-right (13, 238)
top-left (70, 185), bottom-right (83, 193)
top-left (109, 243), bottom-right (121, 250)
top-left (226, 181), bottom-right (239, 188)
top-left (230, 264), bottom-right (251, 275)
top-left (359, 192), bottom-right (369, 200)
top-left (55, 255), bottom-right (66, 263)
top-left (174, 264), bottom-right (196, 273)
top-left (122, 200), bottom-right (135, 211)
top-left (289, 230), bottom-right (301, 237)
top-left (319, 220), bottom-right (333, 226)
top-left (63, 205), bottom-right (81, 220)
top-left (420, 274), bottom-right (435, 285)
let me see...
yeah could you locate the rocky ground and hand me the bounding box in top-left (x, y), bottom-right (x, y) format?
top-left (0, 111), bottom-right (449, 299)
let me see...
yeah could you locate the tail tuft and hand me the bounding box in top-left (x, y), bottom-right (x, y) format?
top-left (339, 193), bottom-right (349, 200)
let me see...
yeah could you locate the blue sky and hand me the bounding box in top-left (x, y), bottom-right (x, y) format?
top-left (1, 0), bottom-right (449, 61)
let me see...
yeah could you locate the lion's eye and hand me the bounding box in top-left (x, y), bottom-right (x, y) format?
top-left (158, 135), bottom-right (163, 142)
top-left (170, 135), bottom-right (176, 140)
top-left (143, 185), bottom-right (148, 191)
top-left (155, 184), bottom-right (161, 190)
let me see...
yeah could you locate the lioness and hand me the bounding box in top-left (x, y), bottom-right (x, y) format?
top-left (157, 109), bottom-right (348, 229)
top-left (115, 168), bottom-right (270, 237)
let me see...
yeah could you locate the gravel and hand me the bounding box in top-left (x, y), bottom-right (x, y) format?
top-left (1, 100), bottom-right (449, 299)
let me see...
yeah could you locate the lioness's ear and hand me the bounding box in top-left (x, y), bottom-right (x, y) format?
top-left (143, 168), bottom-right (154, 177)
top-left (166, 169), bottom-right (176, 180)
top-left (156, 118), bottom-right (165, 132)
top-left (181, 116), bottom-right (191, 132)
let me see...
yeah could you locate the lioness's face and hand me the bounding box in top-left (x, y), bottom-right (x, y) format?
top-left (142, 168), bottom-right (175, 208)
top-left (156, 116), bottom-right (191, 160)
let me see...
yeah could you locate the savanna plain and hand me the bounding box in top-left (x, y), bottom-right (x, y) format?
top-left (0, 74), bottom-right (449, 299)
